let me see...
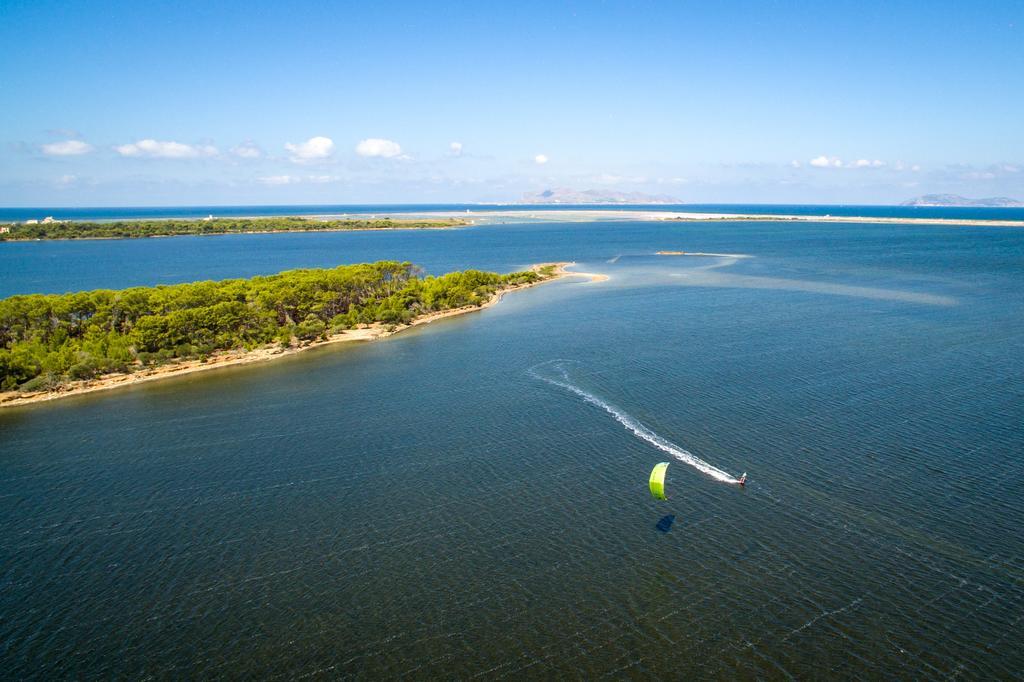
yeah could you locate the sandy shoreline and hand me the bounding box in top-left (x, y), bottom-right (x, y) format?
top-left (0, 262), bottom-right (603, 409)
top-left (421, 209), bottom-right (1024, 228)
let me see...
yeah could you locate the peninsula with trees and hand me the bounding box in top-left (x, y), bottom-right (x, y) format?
top-left (0, 216), bottom-right (467, 241)
top-left (0, 261), bottom-right (573, 407)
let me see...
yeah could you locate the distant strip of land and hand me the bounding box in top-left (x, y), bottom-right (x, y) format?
top-left (0, 262), bottom-right (602, 408)
top-left (4, 209), bottom-right (1023, 240)
top-left (656, 251), bottom-right (751, 258)
top-left (0, 216), bottom-right (467, 240)
top-left (441, 209), bottom-right (1024, 228)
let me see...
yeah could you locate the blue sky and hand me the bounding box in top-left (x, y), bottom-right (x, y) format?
top-left (1, 0), bottom-right (1022, 205)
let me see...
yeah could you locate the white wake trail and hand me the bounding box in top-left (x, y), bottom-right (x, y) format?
top-left (531, 363), bottom-right (739, 484)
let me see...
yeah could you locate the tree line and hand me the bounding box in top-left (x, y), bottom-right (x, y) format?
top-left (0, 216), bottom-right (466, 240)
top-left (0, 261), bottom-right (546, 392)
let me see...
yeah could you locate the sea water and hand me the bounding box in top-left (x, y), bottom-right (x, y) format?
top-left (1, 217), bottom-right (1022, 677)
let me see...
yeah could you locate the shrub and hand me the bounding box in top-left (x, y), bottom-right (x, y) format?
top-left (67, 360), bottom-right (100, 380)
top-left (295, 314), bottom-right (327, 341)
top-left (18, 373), bottom-right (59, 392)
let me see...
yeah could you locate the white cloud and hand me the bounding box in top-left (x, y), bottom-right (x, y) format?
top-left (806, 156), bottom-right (891, 169)
top-left (57, 174), bottom-right (77, 186)
top-left (449, 141), bottom-right (463, 156)
top-left (946, 163), bottom-right (1023, 180)
top-left (257, 174), bottom-right (339, 185)
top-left (534, 154), bottom-right (549, 165)
top-left (115, 139), bottom-right (218, 158)
top-left (592, 173), bottom-right (647, 184)
top-left (963, 170), bottom-right (996, 180)
top-left (258, 175), bottom-right (300, 185)
top-left (790, 160), bottom-right (801, 168)
top-left (42, 140), bottom-right (94, 156)
top-left (230, 141), bottom-right (263, 159)
top-left (911, 164), bottom-right (921, 172)
top-left (810, 155), bottom-right (842, 168)
top-left (355, 138), bottom-right (402, 158)
top-left (284, 136), bottom-right (335, 162)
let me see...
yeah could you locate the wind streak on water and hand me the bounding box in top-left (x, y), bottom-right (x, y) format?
top-left (530, 361), bottom-right (739, 484)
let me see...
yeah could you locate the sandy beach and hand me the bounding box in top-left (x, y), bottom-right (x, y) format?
top-left (0, 262), bottom-right (604, 409)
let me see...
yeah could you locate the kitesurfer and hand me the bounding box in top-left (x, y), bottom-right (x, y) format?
top-left (738, 473), bottom-right (747, 487)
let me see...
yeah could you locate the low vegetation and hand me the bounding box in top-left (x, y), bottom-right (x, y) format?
top-left (0, 261), bottom-right (543, 392)
top-left (0, 216), bottom-right (465, 240)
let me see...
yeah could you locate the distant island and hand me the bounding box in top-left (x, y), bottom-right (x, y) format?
top-left (0, 216), bottom-right (467, 241)
top-left (519, 188), bottom-right (680, 204)
top-left (900, 194), bottom-right (1023, 207)
top-left (0, 261), bottom-right (583, 407)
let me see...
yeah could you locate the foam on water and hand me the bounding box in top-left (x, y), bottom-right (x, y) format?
top-left (530, 361), bottom-right (740, 484)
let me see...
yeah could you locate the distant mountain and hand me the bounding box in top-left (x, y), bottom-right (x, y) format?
top-left (900, 194), bottom-right (1023, 207)
top-left (519, 188), bottom-right (680, 204)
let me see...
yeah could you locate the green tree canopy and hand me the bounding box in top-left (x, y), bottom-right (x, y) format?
top-left (0, 261), bottom-right (543, 392)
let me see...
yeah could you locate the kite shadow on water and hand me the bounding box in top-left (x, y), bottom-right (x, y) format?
top-left (655, 514), bottom-right (676, 533)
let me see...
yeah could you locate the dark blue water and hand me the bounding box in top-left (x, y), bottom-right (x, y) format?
top-left (2, 219), bottom-right (1023, 678)
top-left (3, 202), bottom-right (1024, 223)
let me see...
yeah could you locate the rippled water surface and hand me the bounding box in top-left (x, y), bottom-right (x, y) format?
top-left (2, 220), bottom-right (1023, 678)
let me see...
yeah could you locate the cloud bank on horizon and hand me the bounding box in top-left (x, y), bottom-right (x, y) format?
top-left (1, 1), bottom-right (1021, 205)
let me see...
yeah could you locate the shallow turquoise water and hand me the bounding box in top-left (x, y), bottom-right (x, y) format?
top-left (1, 220), bottom-right (1023, 678)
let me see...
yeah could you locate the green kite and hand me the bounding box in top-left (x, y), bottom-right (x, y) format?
top-left (649, 462), bottom-right (669, 500)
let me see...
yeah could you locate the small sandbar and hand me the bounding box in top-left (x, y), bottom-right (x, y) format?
top-left (563, 266), bottom-right (610, 282)
top-left (656, 251), bottom-right (752, 258)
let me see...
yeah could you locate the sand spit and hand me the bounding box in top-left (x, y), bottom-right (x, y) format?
top-left (0, 263), bottom-right (604, 409)
top-left (656, 251), bottom-right (752, 258)
top-left (567, 270), bottom-right (610, 281)
top-left (389, 209), bottom-right (1024, 228)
